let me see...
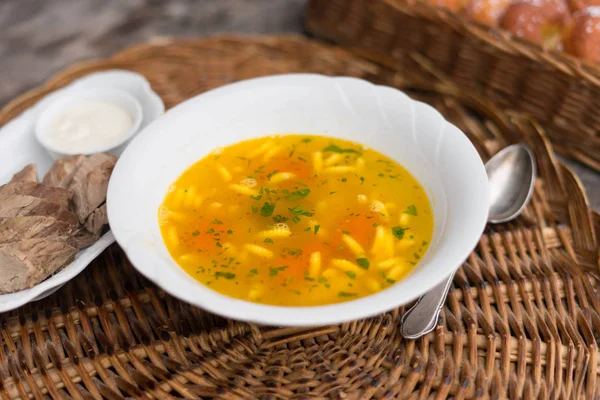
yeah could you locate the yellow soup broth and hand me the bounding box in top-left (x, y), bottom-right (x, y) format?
top-left (159, 135), bottom-right (433, 306)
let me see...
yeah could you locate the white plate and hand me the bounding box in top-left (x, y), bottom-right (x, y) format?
top-left (0, 70), bottom-right (164, 312)
top-left (108, 74), bottom-right (489, 327)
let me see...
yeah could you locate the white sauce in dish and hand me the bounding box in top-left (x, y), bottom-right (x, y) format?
top-left (45, 100), bottom-right (133, 153)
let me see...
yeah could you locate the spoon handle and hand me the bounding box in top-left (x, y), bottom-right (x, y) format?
top-left (400, 273), bottom-right (454, 339)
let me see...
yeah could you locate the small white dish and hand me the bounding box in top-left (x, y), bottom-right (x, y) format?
top-left (108, 73), bottom-right (489, 327)
top-left (0, 70), bottom-right (164, 312)
top-left (35, 88), bottom-right (143, 159)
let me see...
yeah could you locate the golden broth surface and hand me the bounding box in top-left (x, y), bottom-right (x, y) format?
top-left (159, 135), bottom-right (433, 306)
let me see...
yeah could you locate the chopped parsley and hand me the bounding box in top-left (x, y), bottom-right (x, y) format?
top-left (269, 266), bottom-right (289, 276)
top-left (322, 144), bottom-right (361, 154)
top-left (273, 215), bottom-right (289, 223)
top-left (285, 188), bottom-right (310, 201)
top-left (314, 225), bottom-right (320, 234)
top-left (227, 230), bottom-right (233, 234)
top-left (264, 238), bottom-right (274, 244)
top-left (392, 226), bottom-right (408, 240)
top-left (346, 271), bottom-right (356, 279)
top-left (289, 206), bottom-right (314, 217)
top-left (356, 258), bottom-right (370, 270)
top-left (301, 138), bottom-right (312, 143)
top-left (404, 205), bottom-right (418, 216)
top-left (338, 292), bottom-right (358, 298)
top-left (261, 202), bottom-right (275, 217)
top-left (211, 218), bottom-right (223, 224)
top-left (215, 272), bottom-right (236, 280)
top-left (250, 194), bottom-right (262, 201)
top-left (284, 248), bottom-right (303, 256)
top-left (191, 230), bottom-right (200, 236)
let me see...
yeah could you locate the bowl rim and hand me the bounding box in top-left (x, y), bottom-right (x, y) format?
top-left (108, 73), bottom-right (489, 326)
top-left (34, 87), bottom-right (143, 156)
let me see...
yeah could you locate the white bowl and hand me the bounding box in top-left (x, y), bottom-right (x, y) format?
top-left (107, 74), bottom-right (489, 327)
top-left (35, 87), bottom-right (143, 159)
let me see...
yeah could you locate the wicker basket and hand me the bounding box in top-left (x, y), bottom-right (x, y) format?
top-left (306, 0), bottom-right (600, 172)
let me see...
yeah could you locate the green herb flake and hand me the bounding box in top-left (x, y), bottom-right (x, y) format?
top-left (338, 291), bottom-right (358, 298)
top-left (252, 205), bottom-right (259, 214)
top-left (264, 238), bottom-right (274, 244)
top-left (392, 226), bottom-right (408, 240)
top-left (356, 258), bottom-right (370, 270)
top-left (346, 271), bottom-right (356, 279)
top-left (342, 230), bottom-right (351, 235)
top-left (329, 191), bottom-right (337, 195)
top-left (289, 206), bottom-right (314, 217)
top-left (215, 272), bottom-right (236, 280)
top-left (269, 266), bottom-right (289, 276)
top-left (286, 188), bottom-right (311, 201)
top-left (386, 279), bottom-right (396, 284)
top-left (206, 228), bottom-right (215, 234)
top-left (273, 215), bottom-right (289, 223)
top-left (404, 205), bottom-right (418, 216)
top-left (250, 194), bottom-right (262, 201)
top-left (422, 241), bottom-right (428, 246)
top-left (211, 218), bottom-right (223, 224)
top-left (360, 176), bottom-right (365, 184)
top-left (304, 276), bottom-right (315, 281)
top-left (249, 268), bottom-right (258, 275)
top-left (191, 230), bottom-right (200, 236)
top-left (414, 253), bottom-right (421, 260)
top-left (292, 216), bottom-right (301, 224)
top-left (216, 242), bottom-right (222, 248)
top-left (304, 227), bottom-right (311, 231)
top-left (314, 225), bottom-right (320, 234)
top-left (227, 230), bottom-right (233, 234)
top-left (341, 178), bottom-right (347, 182)
top-left (322, 144), bottom-right (360, 154)
top-left (261, 202), bottom-right (275, 217)
top-left (286, 248), bottom-right (302, 256)
top-left (301, 138), bottom-right (312, 143)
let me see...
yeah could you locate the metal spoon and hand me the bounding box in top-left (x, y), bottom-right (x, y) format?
top-left (399, 144), bottom-right (536, 339)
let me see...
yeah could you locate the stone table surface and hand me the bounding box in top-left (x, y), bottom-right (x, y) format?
top-left (1, 0), bottom-right (598, 212)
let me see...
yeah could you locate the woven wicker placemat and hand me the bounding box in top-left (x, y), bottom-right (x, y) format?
top-left (0, 36), bottom-right (599, 399)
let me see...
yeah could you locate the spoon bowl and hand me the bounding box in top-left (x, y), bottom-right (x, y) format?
top-left (486, 144), bottom-right (536, 223)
